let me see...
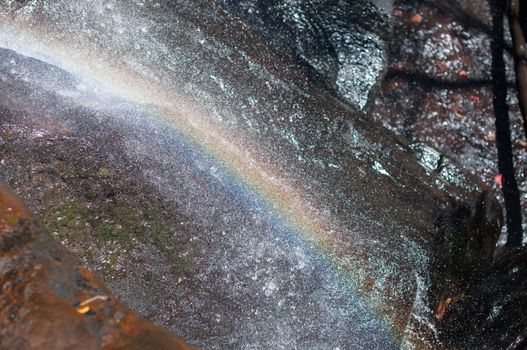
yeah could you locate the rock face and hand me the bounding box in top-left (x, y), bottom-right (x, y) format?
top-left (368, 0), bottom-right (527, 346)
top-left (0, 0), bottom-right (510, 349)
top-left (219, 0), bottom-right (391, 110)
top-left (370, 0), bottom-right (526, 245)
top-left (440, 247), bottom-right (527, 349)
top-left (0, 182), bottom-right (193, 350)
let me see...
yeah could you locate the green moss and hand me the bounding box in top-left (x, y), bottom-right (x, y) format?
top-left (59, 209), bottom-right (76, 228)
top-left (172, 262), bottom-right (181, 279)
top-left (109, 252), bottom-right (118, 266)
top-left (99, 251), bottom-right (120, 278)
top-left (38, 162), bottom-right (191, 279)
top-left (82, 249), bottom-right (95, 266)
top-left (192, 243), bottom-right (201, 258)
top-left (153, 228), bottom-right (178, 252)
top-left (2, 118), bottom-right (205, 288)
top-left (170, 244), bottom-right (201, 279)
top-left (93, 224), bottom-right (118, 241)
top-left (42, 198), bottom-right (89, 243)
top-left (171, 254), bottom-right (195, 279)
top-left (97, 167), bottom-right (111, 177)
top-left (183, 254), bottom-right (192, 271)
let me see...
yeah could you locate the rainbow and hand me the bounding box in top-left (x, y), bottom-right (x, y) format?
top-left (0, 16), bottom-right (437, 349)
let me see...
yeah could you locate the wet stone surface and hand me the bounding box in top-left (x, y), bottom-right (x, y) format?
top-left (369, 1), bottom-right (527, 346)
top-left (0, 0), bottom-right (512, 349)
top-left (0, 109), bottom-right (205, 327)
top-left (219, 0), bottom-right (391, 110)
top-left (371, 0), bottom-right (527, 244)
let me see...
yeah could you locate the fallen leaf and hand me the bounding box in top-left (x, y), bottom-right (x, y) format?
top-left (410, 13), bottom-right (423, 24)
top-left (494, 173), bottom-right (503, 187)
top-left (435, 296), bottom-right (453, 320)
top-left (449, 103), bottom-right (464, 118)
top-left (76, 305), bottom-right (90, 314)
top-left (459, 70), bottom-right (469, 77)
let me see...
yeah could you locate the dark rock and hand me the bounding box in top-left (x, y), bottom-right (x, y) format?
top-left (438, 247), bottom-right (527, 349)
top-left (370, 0), bottom-right (527, 346)
top-left (219, 0), bottom-right (392, 110)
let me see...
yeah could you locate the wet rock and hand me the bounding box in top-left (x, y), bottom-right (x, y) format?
top-left (371, 0), bottom-right (525, 241)
top-left (0, 0), bottom-right (510, 348)
top-left (438, 247), bottom-right (527, 349)
top-left (371, 0), bottom-right (527, 346)
top-left (219, 0), bottom-right (392, 110)
top-left (0, 182), bottom-right (193, 350)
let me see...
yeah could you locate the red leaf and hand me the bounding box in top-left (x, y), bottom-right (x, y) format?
top-left (494, 173), bottom-right (503, 186)
top-left (410, 13), bottom-right (423, 23)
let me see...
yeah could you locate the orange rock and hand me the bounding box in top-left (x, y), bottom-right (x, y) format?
top-left (0, 182), bottom-right (31, 230)
top-left (0, 182), bottom-right (194, 350)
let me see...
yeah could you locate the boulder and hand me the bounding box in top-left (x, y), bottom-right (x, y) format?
top-left (0, 183), bottom-right (193, 350)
